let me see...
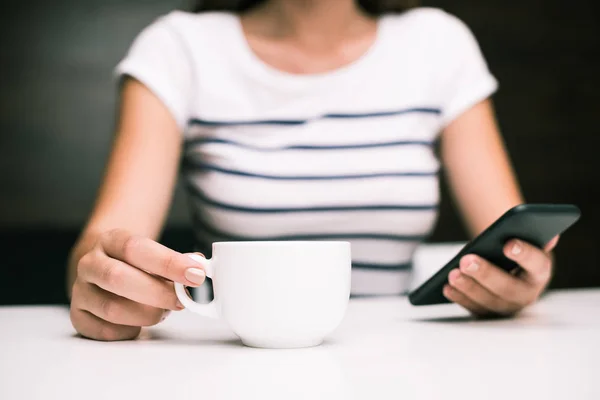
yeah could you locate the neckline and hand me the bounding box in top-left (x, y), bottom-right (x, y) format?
top-left (229, 14), bottom-right (390, 85)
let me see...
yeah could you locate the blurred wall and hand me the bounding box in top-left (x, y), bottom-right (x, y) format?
top-left (0, 0), bottom-right (192, 228)
top-left (0, 0), bottom-right (598, 302)
top-left (429, 0), bottom-right (600, 289)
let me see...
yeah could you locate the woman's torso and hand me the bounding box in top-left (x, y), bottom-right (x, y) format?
top-left (116, 7), bottom-right (497, 295)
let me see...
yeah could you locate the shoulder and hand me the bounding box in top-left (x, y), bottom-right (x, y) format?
top-left (122, 10), bottom-right (240, 65)
top-left (383, 7), bottom-right (479, 47)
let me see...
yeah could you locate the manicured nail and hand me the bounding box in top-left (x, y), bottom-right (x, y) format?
top-left (465, 261), bottom-right (480, 273)
top-left (511, 241), bottom-right (522, 256)
top-left (185, 268), bottom-right (206, 285)
top-left (448, 268), bottom-right (461, 283)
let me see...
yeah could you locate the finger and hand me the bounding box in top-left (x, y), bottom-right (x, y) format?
top-left (504, 239), bottom-right (553, 286)
top-left (70, 306), bottom-right (141, 341)
top-left (459, 254), bottom-right (535, 306)
top-left (442, 284), bottom-right (490, 316)
top-left (544, 235), bottom-right (560, 252)
top-left (76, 281), bottom-right (167, 327)
top-left (78, 250), bottom-right (184, 311)
top-left (100, 229), bottom-right (206, 286)
top-left (448, 268), bottom-right (521, 315)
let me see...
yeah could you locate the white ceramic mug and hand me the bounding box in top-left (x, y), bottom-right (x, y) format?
top-left (174, 241), bottom-right (351, 349)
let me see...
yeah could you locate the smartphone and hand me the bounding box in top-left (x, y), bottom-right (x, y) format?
top-left (408, 204), bottom-right (581, 306)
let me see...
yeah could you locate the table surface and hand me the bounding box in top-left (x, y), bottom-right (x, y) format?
top-left (1, 289), bottom-right (599, 400)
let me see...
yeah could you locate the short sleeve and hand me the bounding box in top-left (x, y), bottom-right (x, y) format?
top-left (115, 14), bottom-right (194, 130)
top-left (435, 12), bottom-right (498, 127)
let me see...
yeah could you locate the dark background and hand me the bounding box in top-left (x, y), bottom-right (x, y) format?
top-left (1, 0), bottom-right (598, 305)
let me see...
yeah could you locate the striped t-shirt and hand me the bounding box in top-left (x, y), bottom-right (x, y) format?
top-left (116, 7), bottom-right (498, 296)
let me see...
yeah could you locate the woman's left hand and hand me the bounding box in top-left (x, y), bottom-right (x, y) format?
top-left (443, 236), bottom-right (559, 317)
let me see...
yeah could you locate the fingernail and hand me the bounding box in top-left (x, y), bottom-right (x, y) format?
top-left (185, 268), bottom-right (205, 286)
top-left (511, 241), bottom-right (522, 256)
top-left (176, 300), bottom-right (185, 310)
top-left (465, 261), bottom-right (480, 273)
top-left (448, 268), bottom-right (461, 283)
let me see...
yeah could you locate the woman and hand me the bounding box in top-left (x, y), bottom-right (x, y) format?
top-left (68, 0), bottom-right (558, 341)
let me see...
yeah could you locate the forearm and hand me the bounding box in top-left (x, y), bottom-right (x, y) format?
top-left (441, 99), bottom-right (523, 236)
top-left (66, 79), bottom-right (183, 297)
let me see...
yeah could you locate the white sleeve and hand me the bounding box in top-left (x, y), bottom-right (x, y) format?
top-left (435, 12), bottom-right (498, 127)
top-left (115, 15), bottom-right (193, 130)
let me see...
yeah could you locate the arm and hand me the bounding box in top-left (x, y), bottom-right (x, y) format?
top-left (68, 79), bottom-right (207, 341)
top-left (441, 99), bottom-right (523, 236)
top-left (440, 99), bottom-right (557, 316)
top-left (67, 78), bottom-right (182, 291)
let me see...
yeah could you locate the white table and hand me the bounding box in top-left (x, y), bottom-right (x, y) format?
top-left (1, 289), bottom-right (599, 400)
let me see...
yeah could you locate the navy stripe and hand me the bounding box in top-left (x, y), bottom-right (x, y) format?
top-left (186, 183), bottom-right (437, 213)
top-left (325, 108), bottom-right (440, 119)
top-left (185, 137), bottom-right (433, 150)
top-left (184, 161), bottom-right (438, 180)
top-left (352, 262), bottom-right (412, 271)
top-left (192, 215), bottom-right (427, 242)
top-left (187, 107), bottom-right (441, 127)
top-left (189, 118), bottom-right (304, 127)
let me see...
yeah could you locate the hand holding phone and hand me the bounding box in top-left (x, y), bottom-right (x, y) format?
top-left (408, 204), bottom-right (581, 310)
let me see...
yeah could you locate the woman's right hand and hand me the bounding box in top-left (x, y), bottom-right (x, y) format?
top-left (70, 229), bottom-right (207, 341)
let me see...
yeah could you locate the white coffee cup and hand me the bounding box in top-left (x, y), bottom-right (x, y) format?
top-left (174, 241), bottom-right (351, 349)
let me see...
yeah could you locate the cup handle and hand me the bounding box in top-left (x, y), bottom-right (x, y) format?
top-left (174, 254), bottom-right (219, 319)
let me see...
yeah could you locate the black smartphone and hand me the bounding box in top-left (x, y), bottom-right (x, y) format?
top-left (408, 204), bottom-right (581, 306)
